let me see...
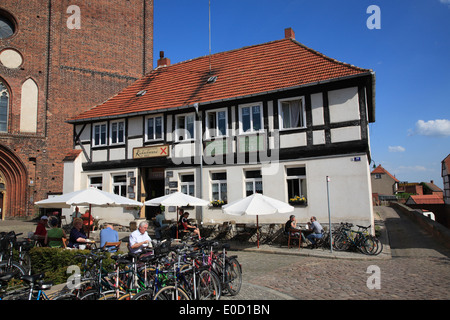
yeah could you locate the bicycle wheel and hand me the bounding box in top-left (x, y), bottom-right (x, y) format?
top-left (225, 258), bottom-right (242, 296)
top-left (51, 292), bottom-right (79, 300)
top-left (0, 261), bottom-right (28, 279)
top-left (333, 234), bottom-right (350, 251)
top-left (357, 236), bottom-right (375, 254)
top-left (79, 289), bottom-right (107, 300)
top-left (366, 236), bottom-right (383, 255)
top-left (153, 286), bottom-right (190, 300)
top-left (197, 269), bottom-right (220, 300)
top-left (98, 291), bottom-right (129, 300)
top-left (131, 289), bottom-right (154, 300)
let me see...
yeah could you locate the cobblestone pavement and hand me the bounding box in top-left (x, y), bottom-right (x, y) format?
top-left (228, 206), bottom-right (450, 300)
top-left (2, 206), bottom-right (450, 300)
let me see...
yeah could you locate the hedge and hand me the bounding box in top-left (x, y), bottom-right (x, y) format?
top-left (28, 247), bottom-right (117, 285)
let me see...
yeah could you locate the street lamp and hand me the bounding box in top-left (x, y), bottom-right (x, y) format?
top-left (194, 103), bottom-right (203, 222)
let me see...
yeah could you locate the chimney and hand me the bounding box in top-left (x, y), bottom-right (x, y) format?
top-left (157, 51), bottom-right (170, 67)
top-left (285, 27), bottom-right (295, 40)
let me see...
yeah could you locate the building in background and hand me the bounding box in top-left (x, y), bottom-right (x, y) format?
top-left (64, 28), bottom-right (376, 228)
top-left (0, 0), bottom-right (153, 218)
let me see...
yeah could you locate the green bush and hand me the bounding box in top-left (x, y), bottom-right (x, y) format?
top-left (28, 247), bottom-right (116, 285)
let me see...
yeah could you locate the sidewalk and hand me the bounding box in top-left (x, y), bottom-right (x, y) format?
top-left (0, 218), bottom-right (392, 260)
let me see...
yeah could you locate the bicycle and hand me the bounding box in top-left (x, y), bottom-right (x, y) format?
top-left (196, 240), bottom-right (241, 296)
top-left (0, 272), bottom-right (77, 300)
top-left (333, 224), bottom-right (377, 255)
top-left (0, 231), bottom-right (29, 280)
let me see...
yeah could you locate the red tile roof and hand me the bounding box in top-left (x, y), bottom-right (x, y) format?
top-left (62, 149), bottom-right (82, 161)
top-left (371, 165), bottom-right (399, 182)
top-left (68, 37), bottom-right (372, 122)
top-left (408, 195), bottom-right (444, 205)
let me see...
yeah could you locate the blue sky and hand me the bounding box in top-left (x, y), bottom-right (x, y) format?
top-left (153, 0), bottom-right (450, 188)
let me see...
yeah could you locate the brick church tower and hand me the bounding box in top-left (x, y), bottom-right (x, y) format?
top-left (0, 1), bottom-right (153, 218)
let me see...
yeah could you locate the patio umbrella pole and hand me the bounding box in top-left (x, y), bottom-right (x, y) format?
top-left (88, 204), bottom-right (92, 238)
top-left (326, 176), bottom-right (333, 253)
top-left (176, 206), bottom-right (179, 240)
top-left (257, 215), bottom-right (259, 248)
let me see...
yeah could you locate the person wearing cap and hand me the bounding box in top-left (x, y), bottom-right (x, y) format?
top-left (34, 215), bottom-right (48, 246)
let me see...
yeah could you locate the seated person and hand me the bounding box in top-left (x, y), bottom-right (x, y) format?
top-left (284, 215), bottom-right (299, 234)
top-left (68, 218), bottom-right (91, 248)
top-left (34, 215), bottom-right (48, 246)
top-left (45, 218), bottom-right (67, 248)
top-left (154, 210), bottom-right (169, 239)
top-left (100, 224), bottom-right (120, 252)
top-left (81, 210), bottom-right (94, 232)
top-left (306, 216), bottom-right (324, 247)
top-left (129, 221), bottom-right (152, 255)
top-left (178, 212), bottom-right (201, 239)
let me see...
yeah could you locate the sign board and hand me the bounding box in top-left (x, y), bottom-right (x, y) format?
top-left (133, 145), bottom-right (169, 159)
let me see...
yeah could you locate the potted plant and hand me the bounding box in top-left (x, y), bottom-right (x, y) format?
top-left (289, 195), bottom-right (307, 206)
top-left (211, 200), bottom-right (227, 208)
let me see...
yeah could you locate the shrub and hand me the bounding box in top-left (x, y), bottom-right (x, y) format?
top-left (28, 247), bottom-right (116, 285)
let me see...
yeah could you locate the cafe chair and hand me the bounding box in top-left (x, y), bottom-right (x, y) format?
top-left (103, 241), bottom-right (122, 252)
top-left (287, 228), bottom-right (301, 249)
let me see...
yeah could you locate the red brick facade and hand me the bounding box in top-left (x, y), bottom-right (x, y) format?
top-left (0, 0), bottom-right (153, 218)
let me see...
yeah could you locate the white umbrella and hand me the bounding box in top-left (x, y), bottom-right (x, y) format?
top-left (144, 192), bottom-right (209, 239)
top-left (222, 193), bottom-right (294, 247)
top-left (35, 187), bottom-right (143, 237)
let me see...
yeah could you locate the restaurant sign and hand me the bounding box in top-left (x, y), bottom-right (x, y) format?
top-left (133, 145), bottom-right (169, 159)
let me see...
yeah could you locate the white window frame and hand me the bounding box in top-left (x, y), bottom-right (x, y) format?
top-left (112, 174), bottom-right (127, 197)
top-left (110, 119), bottom-right (125, 145)
top-left (278, 96), bottom-right (306, 130)
top-left (210, 172), bottom-right (227, 202)
top-left (89, 176), bottom-right (103, 190)
top-left (93, 122), bottom-right (107, 147)
top-left (244, 169), bottom-right (263, 196)
top-left (145, 114), bottom-right (164, 141)
top-left (180, 173), bottom-right (195, 196)
top-left (205, 108), bottom-right (228, 139)
top-left (239, 103), bottom-right (264, 135)
top-left (286, 167), bottom-right (307, 200)
top-left (175, 113), bottom-right (195, 142)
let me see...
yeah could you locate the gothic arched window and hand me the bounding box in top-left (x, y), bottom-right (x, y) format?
top-left (0, 81), bottom-right (9, 132)
top-left (0, 13), bottom-right (16, 39)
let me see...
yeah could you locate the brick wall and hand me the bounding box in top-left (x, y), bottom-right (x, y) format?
top-left (0, 0), bottom-right (153, 217)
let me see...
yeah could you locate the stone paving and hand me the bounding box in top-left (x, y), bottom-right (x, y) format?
top-left (1, 205), bottom-right (450, 300)
top-left (229, 206), bottom-right (450, 300)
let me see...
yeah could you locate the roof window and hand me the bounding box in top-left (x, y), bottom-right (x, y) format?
top-left (136, 90), bottom-right (146, 97)
top-left (207, 76), bottom-right (218, 83)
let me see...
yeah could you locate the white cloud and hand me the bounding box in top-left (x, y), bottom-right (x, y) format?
top-left (388, 146), bottom-right (405, 152)
top-left (412, 119), bottom-right (450, 137)
top-left (440, 0), bottom-right (450, 4)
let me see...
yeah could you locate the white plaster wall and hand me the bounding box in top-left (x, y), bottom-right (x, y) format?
top-left (311, 92), bottom-right (324, 126)
top-left (110, 147), bottom-right (125, 161)
top-left (197, 155), bottom-right (374, 227)
top-left (313, 130), bottom-right (325, 145)
top-left (128, 117), bottom-right (142, 136)
top-left (331, 126), bottom-right (361, 143)
top-left (328, 87), bottom-right (360, 123)
top-left (128, 138), bottom-right (143, 158)
top-left (92, 149), bottom-right (108, 162)
top-left (280, 132), bottom-right (307, 148)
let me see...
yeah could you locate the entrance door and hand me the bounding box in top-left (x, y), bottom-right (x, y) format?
top-left (143, 168), bottom-right (165, 220)
top-left (0, 193), bottom-right (3, 220)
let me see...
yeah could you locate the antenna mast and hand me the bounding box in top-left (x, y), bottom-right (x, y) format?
top-left (209, 0), bottom-right (212, 74)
